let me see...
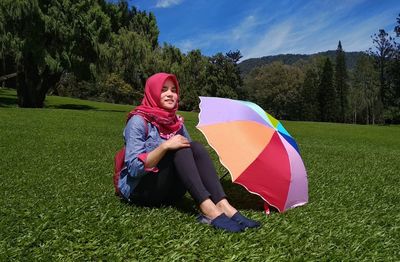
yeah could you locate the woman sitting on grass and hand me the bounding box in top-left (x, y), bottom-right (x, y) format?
top-left (118, 72), bottom-right (260, 232)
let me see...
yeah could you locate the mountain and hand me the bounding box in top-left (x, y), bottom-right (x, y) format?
top-left (238, 50), bottom-right (367, 76)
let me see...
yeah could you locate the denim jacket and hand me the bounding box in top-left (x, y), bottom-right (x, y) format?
top-left (118, 115), bottom-right (192, 199)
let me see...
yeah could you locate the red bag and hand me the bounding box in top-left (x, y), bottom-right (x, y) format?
top-left (113, 147), bottom-right (126, 195)
top-left (114, 117), bottom-right (148, 196)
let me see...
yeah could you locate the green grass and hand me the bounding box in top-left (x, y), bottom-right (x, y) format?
top-left (1, 88), bottom-right (399, 261)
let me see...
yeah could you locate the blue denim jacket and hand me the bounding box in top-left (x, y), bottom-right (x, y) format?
top-left (118, 115), bottom-right (192, 199)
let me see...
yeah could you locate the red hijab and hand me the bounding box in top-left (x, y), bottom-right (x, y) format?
top-left (127, 73), bottom-right (183, 139)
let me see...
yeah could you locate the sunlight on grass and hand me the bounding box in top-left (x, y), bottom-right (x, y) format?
top-left (1, 89), bottom-right (399, 260)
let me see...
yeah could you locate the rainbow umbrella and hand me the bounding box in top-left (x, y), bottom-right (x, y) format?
top-left (196, 97), bottom-right (308, 214)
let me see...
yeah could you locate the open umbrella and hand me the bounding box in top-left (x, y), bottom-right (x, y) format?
top-left (196, 97), bottom-right (308, 214)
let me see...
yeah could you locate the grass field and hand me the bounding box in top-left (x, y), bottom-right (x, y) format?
top-left (1, 88), bottom-right (399, 261)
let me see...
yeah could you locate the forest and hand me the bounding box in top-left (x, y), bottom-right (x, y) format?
top-left (1, 0), bottom-right (399, 124)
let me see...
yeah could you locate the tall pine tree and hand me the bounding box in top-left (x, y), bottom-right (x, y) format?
top-left (369, 29), bottom-right (394, 109)
top-left (335, 41), bottom-right (348, 122)
top-left (318, 58), bottom-right (336, 122)
top-left (301, 67), bottom-right (320, 121)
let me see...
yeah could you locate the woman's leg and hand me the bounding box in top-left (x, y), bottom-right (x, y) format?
top-left (131, 146), bottom-right (220, 209)
top-left (188, 142), bottom-right (226, 203)
top-left (189, 142), bottom-right (261, 228)
top-left (129, 152), bottom-right (186, 206)
top-left (173, 143), bottom-right (237, 218)
top-left (131, 145), bottom-right (258, 230)
top-left (189, 141), bottom-right (238, 217)
top-left (173, 147), bottom-right (213, 204)
top-left (174, 144), bottom-right (258, 231)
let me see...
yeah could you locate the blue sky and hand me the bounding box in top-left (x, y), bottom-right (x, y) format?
top-left (123, 0), bottom-right (399, 60)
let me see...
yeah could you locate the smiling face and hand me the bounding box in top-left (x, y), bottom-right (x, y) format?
top-left (159, 78), bottom-right (178, 110)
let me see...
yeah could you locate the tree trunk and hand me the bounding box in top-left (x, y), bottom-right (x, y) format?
top-left (1, 55), bottom-right (5, 88)
top-left (371, 103), bottom-right (375, 125)
top-left (16, 61), bottom-right (45, 108)
top-left (16, 56), bottom-right (60, 108)
top-left (354, 110), bottom-right (357, 124)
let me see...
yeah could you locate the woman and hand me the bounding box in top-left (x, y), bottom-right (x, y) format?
top-left (118, 72), bottom-right (260, 232)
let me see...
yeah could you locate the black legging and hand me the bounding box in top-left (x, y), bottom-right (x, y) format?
top-left (129, 141), bottom-right (226, 206)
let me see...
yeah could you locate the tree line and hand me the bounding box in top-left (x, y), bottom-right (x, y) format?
top-left (241, 20), bottom-right (400, 124)
top-left (1, 1), bottom-right (399, 124)
top-left (238, 51), bottom-right (364, 76)
top-left (0, 0), bottom-right (241, 110)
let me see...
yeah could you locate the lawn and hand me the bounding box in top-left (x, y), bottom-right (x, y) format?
top-left (1, 88), bottom-right (399, 261)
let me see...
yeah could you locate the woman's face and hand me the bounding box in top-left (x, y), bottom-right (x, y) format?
top-left (160, 79), bottom-right (178, 110)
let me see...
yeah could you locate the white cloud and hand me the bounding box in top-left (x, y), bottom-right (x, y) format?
top-left (242, 22), bottom-right (293, 59)
top-left (232, 15), bottom-right (257, 41)
top-left (177, 39), bottom-right (195, 53)
top-left (174, 15), bottom-right (261, 55)
top-left (240, 2), bottom-right (398, 59)
top-left (156, 0), bottom-right (183, 8)
top-left (342, 10), bottom-right (397, 47)
top-left (169, 1), bottom-right (398, 60)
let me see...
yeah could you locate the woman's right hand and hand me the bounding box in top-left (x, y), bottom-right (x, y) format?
top-left (162, 135), bottom-right (191, 150)
top-left (145, 135), bottom-right (190, 168)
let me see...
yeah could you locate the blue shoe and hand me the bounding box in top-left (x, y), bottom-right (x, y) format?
top-left (231, 212), bottom-right (261, 229)
top-left (197, 214), bottom-right (212, 225)
top-left (197, 213), bottom-right (243, 233)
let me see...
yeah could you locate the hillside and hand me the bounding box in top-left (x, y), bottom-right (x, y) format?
top-left (238, 50), bottom-right (366, 76)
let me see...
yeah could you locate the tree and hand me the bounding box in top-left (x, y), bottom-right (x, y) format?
top-left (386, 13), bottom-right (400, 123)
top-left (103, 1), bottom-right (159, 48)
top-left (101, 0), bottom-right (134, 33)
top-left (369, 29), bottom-right (395, 108)
top-left (156, 43), bottom-right (184, 76)
top-left (243, 62), bottom-right (304, 120)
top-left (335, 41), bottom-right (349, 122)
top-left (0, 0), bottom-right (112, 107)
top-left (300, 67), bottom-right (320, 121)
top-left (100, 73), bottom-right (134, 104)
top-left (205, 53), bottom-right (240, 100)
top-left (0, 9), bottom-right (16, 88)
top-left (226, 50), bottom-right (243, 64)
top-left (179, 49), bottom-right (208, 111)
top-left (225, 50), bottom-right (245, 99)
top-left (129, 10), bottom-right (159, 49)
top-left (318, 58), bottom-right (336, 122)
top-left (350, 55), bottom-right (380, 124)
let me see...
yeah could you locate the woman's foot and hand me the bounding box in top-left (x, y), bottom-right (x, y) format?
top-left (198, 198), bottom-right (244, 232)
top-left (197, 213), bottom-right (243, 233)
top-left (215, 199), bottom-right (238, 217)
top-left (230, 211), bottom-right (261, 228)
top-left (198, 198), bottom-right (260, 231)
top-left (199, 199), bottom-right (222, 219)
top-left (216, 199), bottom-right (261, 229)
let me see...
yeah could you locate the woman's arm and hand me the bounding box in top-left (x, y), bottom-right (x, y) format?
top-left (125, 116), bottom-right (191, 173)
top-left (144, 135), bottom-right (190, 168)
top-left (124, 116), bottom-right (151, 177)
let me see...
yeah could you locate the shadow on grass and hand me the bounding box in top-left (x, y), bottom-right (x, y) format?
top-left (220, 179), bottom-right (265, 211)
top-left (0, 96), bottom-right (18, 107)
top-left (121, 195), bottom-right (199, 216)
top-left (96, 109), bottom-right (129, 113)
top-left (173, 181), bottom-right (267, 215)
top-left (121, 178), bottom-right (265, 216)
top-left (48, 103), bottom-right (127, 113)
top-left (47, 104), bottom-right (96, 110)
top-left (0, 89), bottom-right (18, 107)
top-left (0, 89), bottom-right (129, 112)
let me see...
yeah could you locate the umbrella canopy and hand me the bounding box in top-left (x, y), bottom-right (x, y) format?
top-left (196, 97), bottom-right (308, 213)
